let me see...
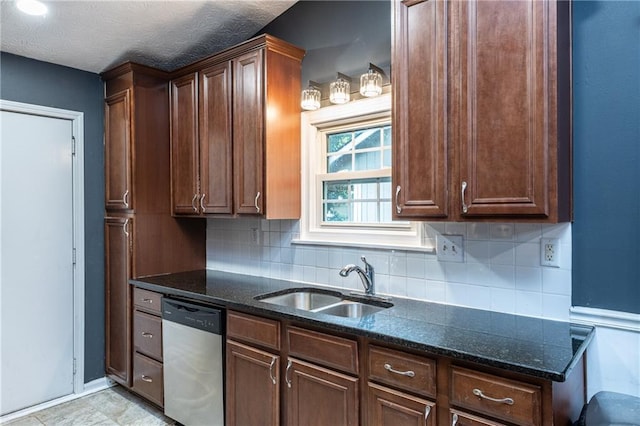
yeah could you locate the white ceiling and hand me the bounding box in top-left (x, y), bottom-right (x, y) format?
top-left (0, 0), bottom-right (297, 74)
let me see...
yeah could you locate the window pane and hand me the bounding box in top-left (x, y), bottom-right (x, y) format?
top-left (354, 151), bottom-right (380, 171)
top-left (383, 148), bottom-right (392, 168)
top-left (352, 181), bottom-right (378, 200)
top-left (324, 202), bottom-right (350, 222)
top-left (380, 201), bottom-right (392, 222)
top-left (380, 180), bottom-right (391, 199)
top-left (354, 201), bottom-right (379, 223)
top-left (324, 182), bottom-right (350, 200)
top-left (354, 128), bottom-right (381, 149)
top-left (327, 133), bottom-right (353, 153)
top-left (383, 126), bottom-right (391, 146)
top-left (327, 153), bottom-right (352, 173)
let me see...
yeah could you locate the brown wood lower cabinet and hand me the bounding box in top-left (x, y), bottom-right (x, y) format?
top-left (286, 358), bottom-right (359, 426)
top-left (225, 310), bottom-right (585, 426)
top-left (132, 352), bottom-right (163, 407)
top-left (226, 340), bottom-right (280, 426)
top-left (368, 382), bottom-right (436, 426)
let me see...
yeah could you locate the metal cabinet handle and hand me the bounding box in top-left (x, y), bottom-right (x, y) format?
top-left (191, 194), bottom-right (199, 213)
top-left (123, 190), bottom-right (129, 208)
top-left (285, 359), bottom-right (292, 388)
top-left (461, 181), bottom-right (468, 213)
top-left (424, 405), bottom-right (431, 422)
top-left (269, 357), bottom-right (277, 385)
top-left (200, 193), bottom-right (206, 213)
top-left (395, 185), bottom-right (402, 214)
top-left (123, 218), bottom-right (129, 237)
top-left (384, 363), bottom-right (415, 378)
top-left (141, 332), bottom-right (153, 338)
top-left (254, 192), bottom-right (261, 213)
top-left (142, 298), bottom-right (153, 304)
top-left (141, 375), bottom-right (153, 383)
top-left (452, 413), bottom-right (458, 426)
top-left (472, 388), bottom-right (514, 405)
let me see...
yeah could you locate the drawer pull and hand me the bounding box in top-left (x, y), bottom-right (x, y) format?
top-left (141, 332), bottom-right (153, 338)
top-left (384, 363), bottom-right (415, 378)
top-left (452, 413), bottom-right (459, 426)
top-left (395, 185), bottom-right (402, 214)
top-left (472, 388), bottom-right (514, 405)
top-left (141, 375), bottom-right (153, 383)
top-left (269, 357), bottom-right (277, 385)
top-left (142, 298), bottom-right (153, 303)
top-left (424, 405), bottom-right (431, 421)
top-left (285, 359), bottom-right (292, 388)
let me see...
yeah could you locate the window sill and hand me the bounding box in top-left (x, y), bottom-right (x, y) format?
top-left (291, 238), bottom-right (436, 254)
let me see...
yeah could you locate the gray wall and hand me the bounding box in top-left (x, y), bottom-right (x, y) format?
top-left (261, 0), bottom-right (640, 314)
top-left (0, 52), bottom-right (106, 381)
top-left (572, 1), bottom-right (640, 313)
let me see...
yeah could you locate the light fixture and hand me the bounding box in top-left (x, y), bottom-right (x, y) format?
top-left (16, 0), bottom-right (48, 16)
top-left (360, 63), bottom-right (384, 97)
top-left (329, 73), bottom-right (351, 105)
top-left (300, 81), bottom-right (321, 111)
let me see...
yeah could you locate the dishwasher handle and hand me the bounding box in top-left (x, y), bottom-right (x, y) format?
top-left (162, 298), bottom-right (224, 335)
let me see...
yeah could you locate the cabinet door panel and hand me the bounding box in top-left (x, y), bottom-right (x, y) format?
top-left (105, 90), bottom-right (133, 211)
top-left (170, 73), bottom-right (200, 215)
top-left (200, 62), bottom-right (233, 214)
top-left (287, 358), bottom-right (358, 426)
top-left (392, 0), bottom-right (448, 218)
top-left (233, 50), bottom-right (264, 215)
top-left (105, 217), bottom-right (132, 386)
top-left (456, 0), bottom-right (551, 217)
top-left (368, 383), bottom-right (436, 426)
top-left (226, 340), bottom-right (279, 426)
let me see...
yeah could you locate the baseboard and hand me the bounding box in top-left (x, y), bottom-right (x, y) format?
top-left (0, 377), bottom-right (115, 423)
top-left (570, 306), bottom-right (640, 332)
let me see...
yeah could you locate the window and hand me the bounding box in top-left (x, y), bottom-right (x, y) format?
top-left (299, 93), bottom-right (426, 249)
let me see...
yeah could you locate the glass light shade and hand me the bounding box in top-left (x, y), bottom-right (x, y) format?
top-left (301, 87), bottom-right (321, 111)
top-left (17, 0), bottom-right (47, 15)
top-left (360, 69), bottom-right (383, 97)
top-left (329, 78), bottom-right (350, 104)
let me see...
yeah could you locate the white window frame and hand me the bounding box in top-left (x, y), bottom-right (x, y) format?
top-left (298, 93), bottom-right (427, 250)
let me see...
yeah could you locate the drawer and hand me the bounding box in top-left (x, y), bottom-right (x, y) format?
top-left (133, 287), bottom-right (162, 315)
top-left (450, 409), bottom-right (508, 426)
top-left (287, 326), bottom-right (358, 374)
top-left (450, 367), bottom-right (541, 426)
top-left (227, 311), bottom-right (280, 351)
top-left (133, 310), bottom-right (162, 361)
top-left (368, 345), bottom-right (436, 398)
top-left (132, 352), bottom-right (163, 407)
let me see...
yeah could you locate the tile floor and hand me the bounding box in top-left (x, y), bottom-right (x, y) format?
top-left (1, 386), bottom-right (174, 426)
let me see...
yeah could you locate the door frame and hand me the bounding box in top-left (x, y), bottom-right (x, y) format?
top-left (0, 99), bottom-right (85, 394)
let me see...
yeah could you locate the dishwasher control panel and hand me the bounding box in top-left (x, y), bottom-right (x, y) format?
top-left (162, 298), bottom-right (223, 334)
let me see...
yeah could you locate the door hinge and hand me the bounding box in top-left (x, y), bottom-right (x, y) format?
top-left (72, 248), bottom-right (77, 266)
top-left (72, 136), bottom-right (76, 156)
top-left (73, 358), bottom-right (77, 375)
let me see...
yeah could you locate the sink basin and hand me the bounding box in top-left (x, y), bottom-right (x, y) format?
top-left (316, 301), bottom-right (386, 318)
top-left (255, 288), bottom-right (393, 318)
top-left (256, 289), bottom-right (343, 311)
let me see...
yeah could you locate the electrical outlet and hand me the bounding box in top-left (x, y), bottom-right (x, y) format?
top-left (540, 238), bottom-right (560, 267)
top-left (436, 235), bottom-right (464, 263)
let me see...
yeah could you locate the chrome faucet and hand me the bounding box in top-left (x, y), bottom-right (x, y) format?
top-left (339, 256), bottom-right (375, 296)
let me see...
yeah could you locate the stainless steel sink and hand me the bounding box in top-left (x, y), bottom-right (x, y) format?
top-left (255, 288), bottom-right (392, 318)
top-left (316, 301), bottom-right (386, 318)
top-left (256, 290), bottom-right (343, 311)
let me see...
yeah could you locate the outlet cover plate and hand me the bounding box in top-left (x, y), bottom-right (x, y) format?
top-left (540, 237), bottom-right (560, 267)
top-left (436, 234), bottom-right (464, 263)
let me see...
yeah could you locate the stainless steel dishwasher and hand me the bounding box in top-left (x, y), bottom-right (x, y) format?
top-left (162, 298), bottom-right (224, 426)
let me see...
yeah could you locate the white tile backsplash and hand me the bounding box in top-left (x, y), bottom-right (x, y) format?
top-left (206, 218), bottom-right (572, 320)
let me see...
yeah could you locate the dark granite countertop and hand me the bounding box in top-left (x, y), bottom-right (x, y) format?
top-left (131, 269), bottom-right (594, 382)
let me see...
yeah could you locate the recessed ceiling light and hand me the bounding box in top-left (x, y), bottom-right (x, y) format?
top-left (16, 0), bottom-right (48, 16)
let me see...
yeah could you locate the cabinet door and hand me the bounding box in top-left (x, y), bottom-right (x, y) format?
top-left (455, 0), bottom-right (553, 218)
top-left (233, 49), bottom-right (264, 215)
top-left (368, 383), bottom-right (436, 426)
top-left (286, 358), bottom-right (359, 426)
top-left (105, 90), bottom-right (133, 212)
top-left (392, 0), bottom-right (448, 218)
top-left (226, 340), bottom-right (279, 426)
top-left (199, 62), bottom-right (233, 214)
top-left (105, 216), bottom-right (132, 386)
top-left (170, 73), bottom-right (200, 215)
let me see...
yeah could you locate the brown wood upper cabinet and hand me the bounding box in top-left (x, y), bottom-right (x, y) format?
top-left (392, 0), bottom-right (571, 222)
top-left (170, 35), bottom-right (305, 219)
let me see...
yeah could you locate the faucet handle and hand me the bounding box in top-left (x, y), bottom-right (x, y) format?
top-left (360, 256), bottom-right (373, 271)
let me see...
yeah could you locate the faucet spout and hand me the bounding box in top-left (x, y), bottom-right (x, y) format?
top-left (339, 256), bottom-right (375, 296)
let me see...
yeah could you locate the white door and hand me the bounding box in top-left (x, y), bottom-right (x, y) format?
top-left (0, 110), bottom-right (75, 415)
